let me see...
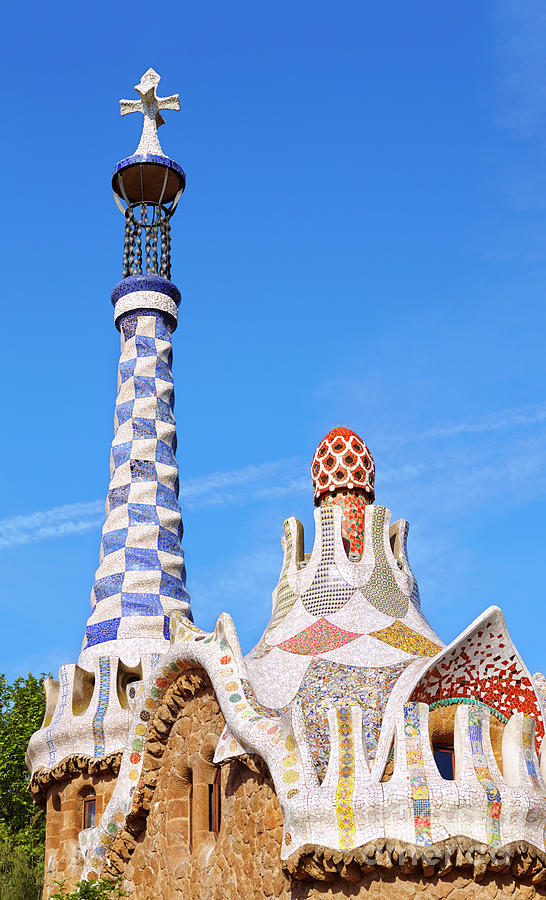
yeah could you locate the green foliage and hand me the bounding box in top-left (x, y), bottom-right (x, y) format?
top-left (0, 672), bottom-right (47, 844)
top-left (0, 672), bottom-right (48, 898)
top-left (0, 830), bottom-right (44, 900)
top-left (50, 876), bottom-right (127, 899)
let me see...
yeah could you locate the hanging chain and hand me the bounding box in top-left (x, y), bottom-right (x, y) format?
top-left (128, 217), bottom-right (136, 276)
top-left (123, 210), bottom-right (132, 279)
top-left (159, 211), bottom-right (167, 278)
top-left (164, 217), bottom-right (172, 280)
top-left (122, 202), bottom-right (173, 279)
top-left (135, 215), bottom-right (142, 275)
top-left (152, 217), bottom-right (159, 275)
top-left (143, 204), bottom-right (151, 274)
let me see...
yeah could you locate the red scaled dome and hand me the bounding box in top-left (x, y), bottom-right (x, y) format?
top-left (311, 426), bottom-right (375, 504)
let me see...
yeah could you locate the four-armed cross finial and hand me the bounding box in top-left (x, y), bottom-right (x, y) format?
top-left (120, 68), bottom-right (180, 156)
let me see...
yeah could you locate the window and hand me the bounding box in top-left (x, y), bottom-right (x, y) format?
top-left (83, 791), bottom-right (96, 830)
top-left (188, 783), bottom-right (193, 853)
top-left (208, 769), bottom-right (221, 838)
top-left (433, 744), bottom-right (455, 780)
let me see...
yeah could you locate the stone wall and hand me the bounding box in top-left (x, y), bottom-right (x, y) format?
top-left (104, 684), bottom-right (546, 900)
top-left (42, 765), bottom-right (118, 898)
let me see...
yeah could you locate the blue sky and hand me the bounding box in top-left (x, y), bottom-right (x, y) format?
top-left (1, 1), bottom-right (546, 681)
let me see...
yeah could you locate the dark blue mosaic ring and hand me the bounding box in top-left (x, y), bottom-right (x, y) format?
top-left (111, 275), bottom-right (181, 331)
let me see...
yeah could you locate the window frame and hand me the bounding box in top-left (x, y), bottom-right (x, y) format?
top-left (82, 793), bottom-right (96, 830)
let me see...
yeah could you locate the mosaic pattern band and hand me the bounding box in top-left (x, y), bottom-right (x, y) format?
top-left (335, 706), bottom-right (356, 850)
top-left (92, 658), bottom-right (111, 759)
top-left (404, 703), bottom-right (432, 846)
top-left (468, 702), bottom-right (502, 847)
top-left (111, 276), bottom-right (181, 329)
top-left (522, 716), bottom-right (541, 791)
top-left (45, 666), bottom-right (70, 768)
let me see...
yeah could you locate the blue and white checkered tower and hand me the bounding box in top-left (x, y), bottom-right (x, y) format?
top-left (79, 68), bottom-right (191, 672)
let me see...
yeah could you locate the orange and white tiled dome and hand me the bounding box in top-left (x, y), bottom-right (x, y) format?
top-left (311, 426), bottom-right (375, 503)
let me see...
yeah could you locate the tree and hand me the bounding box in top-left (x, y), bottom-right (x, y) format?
top-left (0, 672), bottom-right (48, 899)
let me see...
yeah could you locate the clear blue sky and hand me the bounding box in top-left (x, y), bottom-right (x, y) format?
top-left (1, 1), bottom-right (545, 681)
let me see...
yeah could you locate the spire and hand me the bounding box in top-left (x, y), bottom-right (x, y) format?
top-left (79, 70), bottom-right (191, 670)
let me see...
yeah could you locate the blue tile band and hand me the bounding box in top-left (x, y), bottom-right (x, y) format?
top-left (111, 276), bottom-right (181, 307)
top-left (92, 658), bottom-right (111, 759)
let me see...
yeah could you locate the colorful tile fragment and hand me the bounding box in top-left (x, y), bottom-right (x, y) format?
top-left (359, 506), bottom-right (409, 619)
top-left (522, 716), bottom-right (541, 791)
top-left (277, 618), bottom-right (363, 655)
top-left (335, 706), bottom-right (356, 850)
top-left (240, 679), bottom-right (284, 718)
top-left (92, 658), bottom-right (111, 758)
top-left (319, 491), bottom-right (368, 560)
top-left (468, 702), bottom-right (501, 847)
top-left (370, 620), bottom-right (441, 657)
top-left (297, 658), bottom-right (410, 780)
top-left (404, 703), bottom-right (432, 846)
top-left (265, 520), bottom-right (299, 633)
top-left (410, 617), bottom-right (545, 753)
top-left (300, 507), bottom-right (355, 617)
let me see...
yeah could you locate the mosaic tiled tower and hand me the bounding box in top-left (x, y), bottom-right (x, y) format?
top-left (80, 68), bottom-right (191, 670)
top-left (79, 301), bottom-right (190, 667)
top-left (27, 69), bottom-right (191, 774)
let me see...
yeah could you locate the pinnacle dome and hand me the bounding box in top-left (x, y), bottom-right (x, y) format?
top-left (311, 425), bottom-right (375, 503)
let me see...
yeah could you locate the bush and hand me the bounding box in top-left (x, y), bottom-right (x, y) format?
top-left (50, 876), bottom-right (127, 899)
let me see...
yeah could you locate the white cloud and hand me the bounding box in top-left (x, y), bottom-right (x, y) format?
top-left (0, 500), bottom-right (105, 550)
top-left (0, 460), bottom-right (306, 551)
top-left (414, 402), bottom-right (546, 440)
top-left (1, 400), bottom-right (545, 551)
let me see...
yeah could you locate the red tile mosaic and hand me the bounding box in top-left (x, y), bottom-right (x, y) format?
top-left (410, 619), bottom-right (544, 751)
top-left (277, 618), bottom-right (363, 655)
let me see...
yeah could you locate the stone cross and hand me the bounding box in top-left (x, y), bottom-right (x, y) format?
top-left (120, 68), bottom-right (180, 156)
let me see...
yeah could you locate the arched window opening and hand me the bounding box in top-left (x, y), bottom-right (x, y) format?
top-left (428, 705), bottom-right (456, 780)
top-left (82, 789), bottom-right (96, 830)
top-left (433, 744), bottom-right (455, 780)
top-left (208, 769), bottom-right (221, 838)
